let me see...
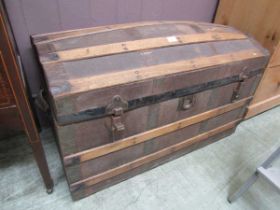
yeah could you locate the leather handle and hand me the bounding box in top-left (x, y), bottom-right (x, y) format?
top-left (34, 89), bottom-right (49, 112)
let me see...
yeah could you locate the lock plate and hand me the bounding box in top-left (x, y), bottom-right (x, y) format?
top-left (178, 95), bottom-right (195, 111)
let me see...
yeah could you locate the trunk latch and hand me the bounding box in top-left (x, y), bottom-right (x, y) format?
top-left (112, 107), bottom-right (125, 132)
top-left (106, 95), bottom-right (128, 141)
top-left (231, 73), bottom-right (248, 102)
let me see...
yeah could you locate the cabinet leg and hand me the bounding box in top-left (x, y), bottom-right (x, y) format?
top-left (30, 140), bottom-right (54, 193)
top-left (0, 5), bottom-right (54, 194)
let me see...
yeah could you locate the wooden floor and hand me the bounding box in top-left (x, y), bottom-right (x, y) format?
top-left (1, 106), bottom-right (280, 210)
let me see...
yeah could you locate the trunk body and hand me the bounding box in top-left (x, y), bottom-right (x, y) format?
top-left (32, 21), bottom-right (269, 200)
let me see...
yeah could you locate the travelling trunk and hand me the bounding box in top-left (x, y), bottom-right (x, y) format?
top-left (32, 21), bottom-right (269, 200)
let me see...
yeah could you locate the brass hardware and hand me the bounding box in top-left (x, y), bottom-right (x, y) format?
top-left (111, 116), bottom-right (125, 132)
top-left (239, 72), bottom-right (248, 81)
top-left (231, 73), bottom-right (248, 102)
top-left (178, 95), bottom-right (195, 111)
top-left (107, 95), bottom-right (127, 141)
top-left (106, 95), bottom-right (128, 114)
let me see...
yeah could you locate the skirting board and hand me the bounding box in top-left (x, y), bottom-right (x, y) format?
top-left (245, 94), bottom-right (280, 119)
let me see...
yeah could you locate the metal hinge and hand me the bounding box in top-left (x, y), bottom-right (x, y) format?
top-left (231, 73), bottom-right (248, 102)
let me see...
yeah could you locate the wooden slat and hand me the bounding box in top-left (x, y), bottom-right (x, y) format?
top-left (64, 97), bottom-right (250, 166)
top-left (70, 119), bottom-right (239, 190)
top-left (54, 49), bottom-right (263, 97)
top-left (42, 32), bottom-right (246, 64)
top-left (33, 21), bottom-right (162, 44)
top-left (33, 20), bottom-right (221, 44)
top-left (246, 94), bottom-right (280, 119)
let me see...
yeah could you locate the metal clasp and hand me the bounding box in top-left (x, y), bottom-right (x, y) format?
top-left (178, 95), bottom-right (195, 111)
top-left (106, 95), bottom-right (128, 141)
top-left (231, 73), bottom-right (248, 102)
top-left (111, 107), bottom-right (125, 132)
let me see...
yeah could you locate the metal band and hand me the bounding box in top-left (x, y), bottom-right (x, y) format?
top-left (56, 69), bottom-right (262, 125)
